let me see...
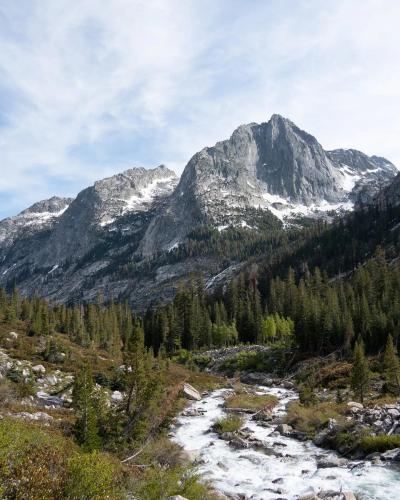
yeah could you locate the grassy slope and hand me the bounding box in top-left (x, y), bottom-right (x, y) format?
top-left (0, 318), bottom-right (223, 499)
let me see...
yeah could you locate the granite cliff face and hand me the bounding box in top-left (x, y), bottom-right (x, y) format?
top-left (0, 115), bottom-right (397, 308)
top-left (0, 196), bottom-right (73, 249)
top-left (139, 115), bottom-right (396, 254)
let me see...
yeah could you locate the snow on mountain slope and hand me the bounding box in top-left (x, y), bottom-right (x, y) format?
top-left (0, 197), bottom-right (73, 247)
top-left (0, 114), bottom-right (397, 309)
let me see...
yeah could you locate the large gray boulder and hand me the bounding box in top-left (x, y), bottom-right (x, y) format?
top-left (181, 383), bottom-right (201, 401)
top-left (316, 455), bottom-right (348, 468)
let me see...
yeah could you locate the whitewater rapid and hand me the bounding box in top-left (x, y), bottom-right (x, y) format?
top-left (171, 386), bottom-right (400, 499)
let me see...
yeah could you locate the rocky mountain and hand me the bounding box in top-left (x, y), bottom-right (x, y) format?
top-left (0, 114), bottom-right (397, 308)
top-left (34, 165), bottom-right (178, 267)
top-left (327, 148), bottom-right (397, 205)
top-left (0, 196), bottom-right (73, 249)
top-left (140, 115), bottom-right (397, 255)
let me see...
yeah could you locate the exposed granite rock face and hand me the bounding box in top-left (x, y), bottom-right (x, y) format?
top-left (139, 115), bottom-right (397, 254)
top-left (0, 115), bottom-right (397, 308)
top-left (327, 148), bottom-right (398, 205)
top-left (139, 115), bottom-right (340, 254)
top-left (0, 196), bottom-right (73, 248)
top-left (36, 165), bottom-right (178, 266)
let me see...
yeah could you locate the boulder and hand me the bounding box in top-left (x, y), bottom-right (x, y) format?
top-left (229, 436), bottom-right (249, 449)
top-left (313, 430), bottom-right (330, 447)
top-left (45, 374), bottom-right (58, 386)
top-left (8, 332), bottom-right (18, 339)
top-left (167, 497), bottom-right (189, 500)
top-left (110, 390), bottom-right (123, 402)
top-left (209, 491), bottom-right (230, 500)
top-left (275, 423), bottom-right (293, 436)
top-left (220, 432), bottom-right (235, 441)
top-left (181, 383), bottom-right (201, 401)
top-left (347, 401), bottom-right (363, 410)
top-left (342, 492), bottom-right (357, 500)
top-left (182, 408), bottom-right (205, 417)
top-left (317, 456), bottom-right (348, 468)
top-left (15, 411), bottom-right (53, 421)
top-left (381, 448), bottom-right (400, 461)
top-left (32, 364), bottom-right (46, 374)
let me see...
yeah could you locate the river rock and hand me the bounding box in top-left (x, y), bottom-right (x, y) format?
top-left (316, 456), bottom-right (348, 468)
top-left (275, 423), bottom-right (293, 436)
top-left (240, 372), bottom-right (275, 386)
top-left (182, 408), bottom-right (205, 417)
top-left (380, 448), bottom-right (400, 461)
top-left (229, 436), bottom-right (249, 450)
top-left (220, 432), bottom-right (235, 441)
top-left (342, 493), bottom-right (357, 500)
top-left (167, 496), bottom-right (189, 500)
top-left (181, 383), bottom-right (201, 401)
top-left (313, 430), bottom-right (330, 446)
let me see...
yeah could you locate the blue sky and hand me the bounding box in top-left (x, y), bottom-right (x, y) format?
top-left (0, 0), bottom-right (399, 219)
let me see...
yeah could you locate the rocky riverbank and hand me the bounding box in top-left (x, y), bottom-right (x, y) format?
top-left (171, 383), bottom-right (400, 499)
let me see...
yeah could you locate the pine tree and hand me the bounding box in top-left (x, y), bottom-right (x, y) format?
top-left (383, 334), bottom-right (400, 393)
top-left (124, 320), bottom-right (147, 415)
top-left (351, 340), bottom-right (370, 403)
top-left (72, 365), bottom-right (101, 451)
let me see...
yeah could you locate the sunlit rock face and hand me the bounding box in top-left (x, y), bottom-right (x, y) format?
top-left (0, 115), bottom-right (397, 308)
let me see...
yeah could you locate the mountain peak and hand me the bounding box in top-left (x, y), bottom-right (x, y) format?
top-left (19, 196), bottom-right (74, 217)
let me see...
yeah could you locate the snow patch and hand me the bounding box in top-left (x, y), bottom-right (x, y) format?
top-left (48, 264), bottom-right (59, 274)
top-left (23, 206), bottom-right (69, 226)
top-left (122, 176), bottom-right (176, 214)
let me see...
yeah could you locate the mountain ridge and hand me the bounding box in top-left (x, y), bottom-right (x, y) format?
top-left (0, 114), bottom-right (397, 308)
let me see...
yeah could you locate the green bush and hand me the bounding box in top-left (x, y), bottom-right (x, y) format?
top-left (225, 392), bottom-right (278, 411)
top-left (132, 465), bottom-right (213, 500)
top-left (15, 379), bottom-right (36, 398)
top-left (360, 435), bottom-right (400, 454)
top-left (65, 451), bottom-right (123, 499)
top-left (192, 354), bottom-right (213, 369)
top-left (285, 402), bottom-right (346, 438)
top-left (298, 384), bottom-right (318, 406)
top-left (212, 414), bottom-right (244, 434)
top-left (0, 418), bottom-right (124, 499)
top-left (0, 418), bottom-right (70, 499)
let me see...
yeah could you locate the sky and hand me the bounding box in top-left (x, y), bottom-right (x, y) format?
top-left (0, 0), bottom-right (399, 219)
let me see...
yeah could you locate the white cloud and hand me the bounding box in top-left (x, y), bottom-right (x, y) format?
top-left (0, 0), bottom-right (399, 217)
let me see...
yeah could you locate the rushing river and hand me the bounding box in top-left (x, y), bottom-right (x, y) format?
top-left (171, 386), bottom-right (400, 499)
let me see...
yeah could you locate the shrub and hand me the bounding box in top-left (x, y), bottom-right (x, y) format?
top-left (15, 379), bottom-right (36, 398)
top-left (285, 402), bottom-right (346, 438)
top-left (0, 418), bottom-right (124, 499)
top-left (142, 437), bottom-right (185, 468)
top-left (225, 392), bottom-right (278, 411)
top-left (192, 354), bottom-right (213, 369)
top-left (132, 465), bottom-right (213, 500)
top-left (212, 414), bottom-right (244, 434)
top-left (360, 435), bottom-right (400, 454)
top-left (65, 451), bottom-right (123, 499)
top-left (0, 378), bottom-right (15, 405)
top-left (0, 418), bottom-right (71, 499)
top-left (298, 384), bottom-right (318, 406)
